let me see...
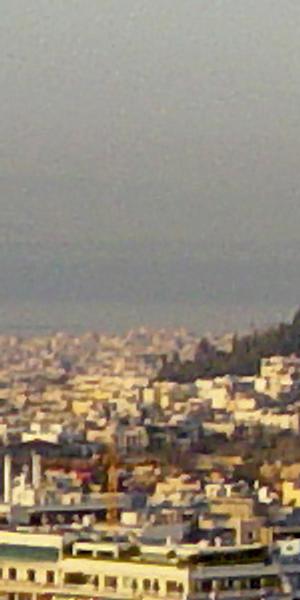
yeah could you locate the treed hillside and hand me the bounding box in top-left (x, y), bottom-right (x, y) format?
top-left (157, 309), bottom-right (300, 383)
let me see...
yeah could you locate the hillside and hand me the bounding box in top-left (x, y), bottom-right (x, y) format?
top-left (157, 308), bottom-right (300, 383)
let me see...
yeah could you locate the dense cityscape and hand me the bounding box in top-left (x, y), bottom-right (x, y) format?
top-left (0, 318), bottom-right (298, 599)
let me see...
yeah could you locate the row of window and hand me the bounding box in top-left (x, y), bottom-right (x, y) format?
top-left (102, 576), bottom-right (183, 594)
top-left (0, 568), bottom-right (183, 596)
top-left (0, 568), bottom-right (55, 584)
top-left (64, 573), bottom-right (183, 594)
top-left (193, 576), bottom-right (281, 593)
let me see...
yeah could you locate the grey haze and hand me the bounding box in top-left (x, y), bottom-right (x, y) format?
top-left (0, 1), bottom-right (300, 335)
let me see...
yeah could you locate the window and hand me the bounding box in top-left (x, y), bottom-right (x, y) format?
top-left (8, 568), bottom-right (17, 581)
top-left (143, 579), bottom-right (151, 591)
top-left (27, 570), bottom-right (35, 582)
top-left (65, 573), bottom-right (88, 586)
top-left (76, 549), bottom-right (94, 558)
top-left (96, 550), bottom-right (114, 558)
top-left (167, 581), bottom-right (183, 595)
top-left (250, 578), bottom-right (261, 590)
top-left (202, 580), bottom-right (212, 593)
top-left (47, 571), bottom-right (55, 584)
top-left (0, 569), bottom-right (3, 579)
top-left (104, 576), bottom-right (117, 591)
top-left (167, 581), bottom-right (178, 594)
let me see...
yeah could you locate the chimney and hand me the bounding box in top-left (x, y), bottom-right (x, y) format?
top-left (32, 452), bottom-right (41, 490)
top-left (4, 454), bottom-right (12, 504)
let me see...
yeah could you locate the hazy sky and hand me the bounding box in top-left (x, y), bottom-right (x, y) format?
top-left (1, 0), bottom-right (300, 335)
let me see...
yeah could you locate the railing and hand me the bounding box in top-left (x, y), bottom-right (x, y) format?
top-left (188, 593), bottom-right (291, 600)
top-left (0, 580), bottom-right (150, 599)
top-left (0, 579), bottom-right (293, 600)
